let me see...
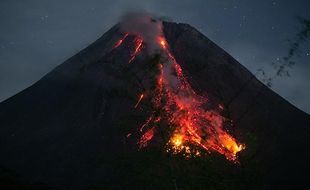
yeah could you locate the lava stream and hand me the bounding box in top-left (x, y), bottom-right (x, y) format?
top-left (129, 36), bottom-right (143, 63)
top-left (113, 33), bottom-right (128, 49)
top-left (158, 40), bottom-right (245, 162)
top-left (113, 33), bottom-right (245, 162)
top-left (134, 93), bottom-right (144, 108)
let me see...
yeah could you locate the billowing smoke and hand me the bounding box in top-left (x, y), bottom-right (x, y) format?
top-left (119, 12), bottom-right (163, 52)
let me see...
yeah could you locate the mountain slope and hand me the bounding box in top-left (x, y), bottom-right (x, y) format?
top-left (0, 20), bottom-right (309, 190)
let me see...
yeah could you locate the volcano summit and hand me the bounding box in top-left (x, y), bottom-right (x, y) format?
top-left (0, 16), bottom-right (310, 190)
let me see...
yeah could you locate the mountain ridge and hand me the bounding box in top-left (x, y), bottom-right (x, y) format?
top-left (0, 20), bottom-right (309, 190)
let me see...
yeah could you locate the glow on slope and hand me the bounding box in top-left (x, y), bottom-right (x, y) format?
top-left (113, 34), bottom-right (245, 162)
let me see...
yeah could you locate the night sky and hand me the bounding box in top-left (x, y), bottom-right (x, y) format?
top-left (0, 0), bottom-right (309, 113)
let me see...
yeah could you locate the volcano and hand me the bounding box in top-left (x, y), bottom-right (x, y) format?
top-left (0, 17), bottom-right (310, 190)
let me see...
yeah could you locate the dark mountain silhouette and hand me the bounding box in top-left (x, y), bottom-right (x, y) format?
top-left (0, 21), bottom-right (310, 190)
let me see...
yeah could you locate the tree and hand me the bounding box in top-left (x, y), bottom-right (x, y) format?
top-left (258, 17), bottom-right (310, 87)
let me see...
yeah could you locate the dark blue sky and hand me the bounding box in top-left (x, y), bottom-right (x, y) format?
top-left (0, 0), bottom-right (309, 113)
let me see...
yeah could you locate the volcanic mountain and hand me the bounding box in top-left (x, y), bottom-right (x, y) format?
top-left (0, 18), bottom-right (310, 190)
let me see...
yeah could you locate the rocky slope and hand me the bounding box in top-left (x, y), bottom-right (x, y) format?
top-left (0, 21), bottom-right (309, 190)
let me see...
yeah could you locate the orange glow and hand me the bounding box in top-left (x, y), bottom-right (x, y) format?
top-left (160, 40), bottom-right (166, 47)
top-left (154, 117), bottom-right (161, 123)
top-left (138, 127), bottom-right (154, 148)
top-left (158, 36), bottom-right (244, 162)
top-left (219, 134), bottom-right (245, 156)
top-left (158, 64), bottom-right (164, 86)
top-left (139, 116), bottom-right (153, 132)
top-left (134, 93), bottom-right (144, 108)
top-left (117, 33), bottom-right (245, 163)
top-left (171, 134), bottom-right (183, 147)
top-left (114, 33), bottom-right (128, 49)
top-left (158, 36), bottom-right (167, 49)
top-left (129, 37), bottom-right (143, 63)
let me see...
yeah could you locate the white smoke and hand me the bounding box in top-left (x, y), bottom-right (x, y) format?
top-left (163, 61), bottom-right (180, 90)
top-left (119, 12), bottom-right (180, 91)
top-left (119, 12), bottom-right (163, 52)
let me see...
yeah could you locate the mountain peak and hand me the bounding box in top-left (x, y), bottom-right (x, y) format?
top-left (0, 17), bottom-right (310, 189)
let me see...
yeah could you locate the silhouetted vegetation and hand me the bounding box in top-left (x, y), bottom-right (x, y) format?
top-left (259, 17), bottom-right (310, 87)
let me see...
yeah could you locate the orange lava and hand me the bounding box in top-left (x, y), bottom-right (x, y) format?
top-left (134, 93), bottom-right (144, 108)
top-left (139, 116), bottom-right (153, 133)
top-left (114, 33), bottom-right (245, 162)
top-left (114, 33), bottom-right (128, 49)
top-left (158, 36), bottom-right (167, 49)
top-left (159, 41), bottom-right (245, 162)
top-left (129, 36), bottom-right (143, 63)
top-left (138, 127), bottom-right (155, 148)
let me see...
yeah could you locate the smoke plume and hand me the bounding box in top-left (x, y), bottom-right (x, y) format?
top-left (119, 12), bottom-right (163, 52)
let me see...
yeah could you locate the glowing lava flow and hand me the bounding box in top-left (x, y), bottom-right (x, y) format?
top-left (129, 36), bottom-right (143, 63)
top-left (113, 33), bottom-right (245, 162)
top-left (113, 33), bottom-right (143, 64)
top-left (157, 38), bottom-right (245, 162)
top-left (158, 36), bottom-right (167, 49)
top-left (134, 93), bottom-right (144, 109)
top-left (138, 127), bottom-right (155, 149)
top-left (114, 33), bottom-right (128, 49)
